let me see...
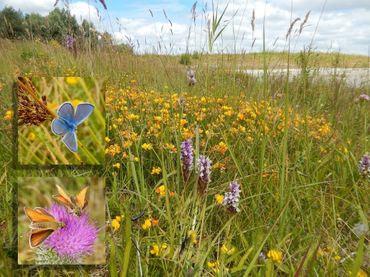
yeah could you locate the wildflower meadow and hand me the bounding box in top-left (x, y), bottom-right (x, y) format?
top-left (0, 0), bottom-right (369, 276)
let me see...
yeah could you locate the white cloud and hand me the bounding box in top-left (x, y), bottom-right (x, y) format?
top-left (69, 2), bottom-right (100, 26)
top-left (0, 0), bottom-right (58, 15)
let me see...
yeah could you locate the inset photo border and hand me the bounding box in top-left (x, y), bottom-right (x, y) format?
top-left (15, 76), bottom-right (105, 166)
top-left (18, 176), bottom-right (105, 265)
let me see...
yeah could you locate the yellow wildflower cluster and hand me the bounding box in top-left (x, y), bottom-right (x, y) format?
top-left (111, 215), bottom-right (123, 232)
top-left (187, 230), bottom-right (197, 245)
top-left (155, 185), bottom-right (175, 197)
top-left (105, 144), bottom-right (121, 156)
top-left (105, 88), bottom-right (334, 160)
top-left (221, 244), bottom-right (236, 255)
top-left (207, 260), bottom-right (221, 273)
top-left (267, 249), bottom-right (283, 263)
top-left (151, 167), bottom-right (162, 175)
top-left (150, 243), bottom-right (168, 257)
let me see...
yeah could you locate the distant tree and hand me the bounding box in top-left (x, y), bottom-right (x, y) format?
top-left (47, 8), bottom-right (79, 43)
top-left (24, 13), bottom-right (48, 40)
top-left (0, 6), bottom-right (125, 54)
top-left (0, 7), bottom-right (25, 39)
top-left (80, 19), bottom-right (99, 49)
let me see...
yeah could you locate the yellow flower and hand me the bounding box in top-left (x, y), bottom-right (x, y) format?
top-left (113, 163), bottom-right (121, 169)
top-left (334, 255), bottom-right (341, 262)
top-left (213, 162), bottom-right (226, 171)
top-left (188, 230), bottom-right (197, 244)
top-left (71, 99), bottom-right (82, 107)
top-left (154, 116), bottom-right (162, 122)
top-left (164, 143), bottom-right (177, 153)
top-left (142, 219), bottom-right (152, 230)
top-left (111, 216), bottom-right (121, 232)
top-left (151, 167), bottom-right (162, 175)
top-left (215, 194), bottom-right (224, 205)
top-left (267, 249), bottom-right (283, 263)
top-left (66, 76), bottom-right (79, 85)
top-left (207, 260), bottom-right (220, 273)
top-left (212, 142), bottom-right (228, 155)
top-left (27, 132), bottom-right (36, 142)
top-left (105, 144), bottom-right (121, 156)
top-left (150, 244), bottom-right (160, 256)
top-left (3, 110), bottom-right (13, 120)
top-left (155, 185), bottom-right (166, 197)
top-left (150, 243), bottom-right (167, 256)
top-left (141, 143), bottom-right (153, 151)
top-left (221, 244), bottom-right (236, 255)
top-left (105, 137), bottom-right (111, 143)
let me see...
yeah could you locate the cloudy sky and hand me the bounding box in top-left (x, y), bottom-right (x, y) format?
top-left (1, 0), bottom-right (369, 55)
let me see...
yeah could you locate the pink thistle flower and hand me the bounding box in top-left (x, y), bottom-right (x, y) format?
top-left (43, 204), bottom-right (98, 261)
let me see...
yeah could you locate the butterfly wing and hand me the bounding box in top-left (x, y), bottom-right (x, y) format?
top-left (24, 207), bottom-right (55, 223)
top-left (75, 186), bottom-right (89, 210)
top-left (62, 131), bottom-right (78, 152)
top-left (74, 103), bottom-right (94, 126)
top-left (29, 229), bottom-right (54, 248)
top-left (51, 118), bottom-right (69, 135)
top-left (57, 102), bottom-right (74, 122)
top-left (52, 185), bottom-right (73, 208)
top-left (33, 207), bottom-right (54, 217)
top-left (52, 195), bottom-right (74, 210)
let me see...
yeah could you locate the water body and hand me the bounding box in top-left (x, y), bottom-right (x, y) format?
top-left (242, 68), bottom-right (370, 88)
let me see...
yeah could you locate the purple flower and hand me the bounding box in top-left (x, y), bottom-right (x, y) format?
top-left (357, 94), bottom-right (370, 102)
top-left (197, 155), bottom-right (212, 194)
top-left (358, 154), bottom-right (370, 177)
top-left (181, 139), bottom-right (193, 182)
top-left (223, 180), bottom-right (241, 213)
top-left (66, 34), bottom-right (74, 50)
top-left (43, 204), bottom-right (98, 260)
top-left (187, 68), bottom-right (197, 86)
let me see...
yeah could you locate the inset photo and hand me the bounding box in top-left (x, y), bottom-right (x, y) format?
top-left (16, 76), bottom-right (105, 165)
top-left (18, 177), bottom-right (105, 265)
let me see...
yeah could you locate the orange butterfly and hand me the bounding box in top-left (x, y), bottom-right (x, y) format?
top-left (24, 207), bottom-right (64, 248)
top-left (52, 185), bottom-right (88, 216)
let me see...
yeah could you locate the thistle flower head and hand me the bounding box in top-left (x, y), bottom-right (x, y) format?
top-left (358, 154), bottom-right (370, 177)
top-left (43, 204), bottom-right (98, 261)
top-left (181, 139), bottom-right (193, 182)
top-left (223, 180), bottom-right (241, 213)
top-left (197, 155), bottom-right (212, 194)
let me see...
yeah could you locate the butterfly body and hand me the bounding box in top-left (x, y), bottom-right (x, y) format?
top-left (52, 185), bottom-right (88, 216)
top-left (24, 207), bottom-right (64, 248)
top-left (30, 221), bottom-right (65, 229)
top-left (51, 102), bottom-right (94, 153)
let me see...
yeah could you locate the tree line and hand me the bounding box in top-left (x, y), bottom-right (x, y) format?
top-left (0, 6), bottom-right (132, 52)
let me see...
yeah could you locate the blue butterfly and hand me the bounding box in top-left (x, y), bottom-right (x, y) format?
top-left (51, 102), bottom-right (94, 153)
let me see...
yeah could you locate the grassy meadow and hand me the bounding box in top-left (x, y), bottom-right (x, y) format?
top-left (0, 20), bottom-right (369, 277)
